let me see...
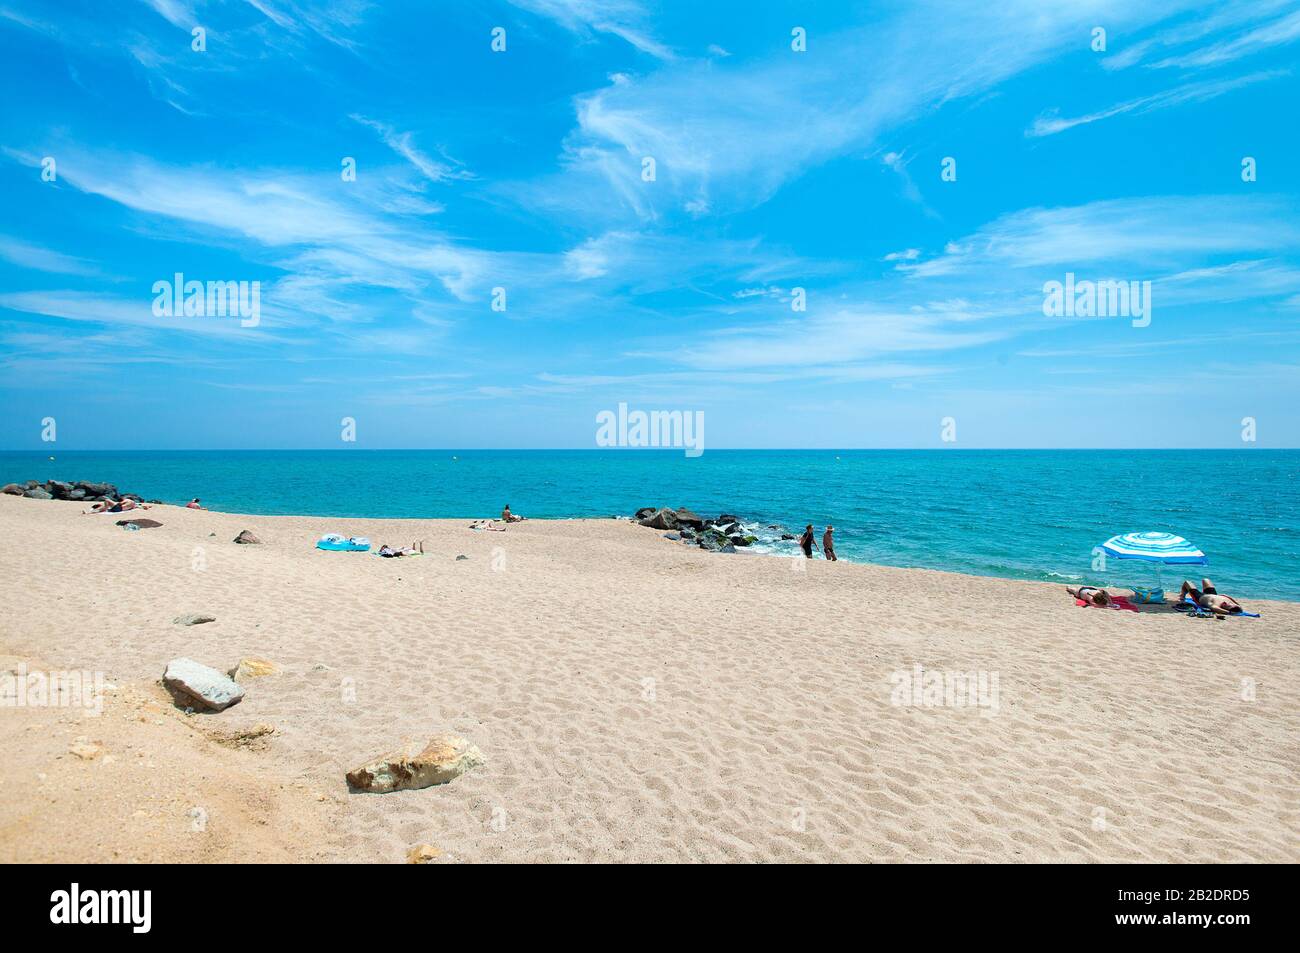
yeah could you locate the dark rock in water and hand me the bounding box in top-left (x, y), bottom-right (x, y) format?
top-left (638, 507), bottom-right (679, 530)
top-left (633, 507), bottom-right (656, 521)
top-left (663, 532), bottom-right (681, 541)
top-left (714, 522), bottom-right (738, 536)
top-left (674, 507), bottom-right (704, 529)
top-left (767, 524), bottom-right (780, 530)
top-left (718, 514), bottom-right (739, 524)
top-left (729, 535), bottom-right (756, 547)
top-left (1, 483), bottom-right (24, 495)
top-left (233, 530), bottom-right (261, 544)
top-left (781, 533), bottom-right (795, 540)
top-left (23, 488), bottom-right (52, 500)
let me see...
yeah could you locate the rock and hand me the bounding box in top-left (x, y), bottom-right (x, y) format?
top-left (633, 506), bottom-right (656, 521)
top-left (718, 513), bottom-right (739, 524)
top-left (173, 614), bottom-right (216, 626)
top-left (346, 734), bottom-right (485, 793)
top-left (638, 507), bottom-right (679, 530)
top-left (674, 507), bottom-right (704, 529)
top-left (714, 522), bottom-right (738, 536)
top-left (23, 488), bottom-right (52, 500)
top-left (162, 658), bottom-right (245, 712)
top-left (781, 533), bottom-right (795, 540)
top-left (407, 844), bottom-right (443, 864)
top-left (0, 483), bottom-right (22, 495)
top-left (729, 535), bottom-right (752, 547)
top-left (455, 554), bottom-right (468, 561)
top-left (68, 488), bottom-right (86, 500)
top-left (663, 532), bottom-right (680, 541)
top-left (719, 543), bottom-right (737, 553)
top-left (77, 482), bottom-right (113, 497)
top-left (48, 480), bottom-right (72, 497)
top-left (233, 530), bottom-right (261, 545)
top-left (69, 741), bottom-right (103, 760)
top-left (229, 657), bottom-right (278, 681)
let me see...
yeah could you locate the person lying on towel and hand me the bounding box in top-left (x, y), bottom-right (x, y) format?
top-left (1180, 578), bottom-right (1245, 616)
top-left (1067, 586), bottom-right (1113, 607)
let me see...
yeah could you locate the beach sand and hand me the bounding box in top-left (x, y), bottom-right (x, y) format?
top-left (1, 494), bottom-right (1296, 863)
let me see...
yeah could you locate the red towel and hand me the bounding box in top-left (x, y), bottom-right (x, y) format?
top-left (1075, 596), bottom-right (1138, 612)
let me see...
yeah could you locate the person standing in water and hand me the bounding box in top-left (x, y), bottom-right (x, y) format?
top-left (822, 525), bottom-right (837, 561)
top-left (798, 524), bottom-right (818, 558)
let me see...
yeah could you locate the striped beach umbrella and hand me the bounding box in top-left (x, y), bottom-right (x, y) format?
top-left (1100, 532), bottom-right (1207, 565)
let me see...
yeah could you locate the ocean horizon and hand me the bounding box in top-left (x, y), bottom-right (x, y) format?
top-left (4, 448), bottom-right (1295, 602)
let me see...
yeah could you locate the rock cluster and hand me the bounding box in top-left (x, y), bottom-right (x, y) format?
top-left (633, 506), bottom-right (759, 553)
top-left (0, 479), bottom-right (152, 503)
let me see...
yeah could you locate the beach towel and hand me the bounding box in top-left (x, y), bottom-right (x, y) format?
top-left (1129, 587), bottom-right (1164, 604)
top-left (1075, 595), bottom-right (1139, 612)
top-left (1175, 596), bottom-right (1260, 619)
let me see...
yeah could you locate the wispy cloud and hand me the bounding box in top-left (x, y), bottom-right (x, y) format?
top-left (507, 0), bottom-right (673, 59)
top-left (1027, 70), bottom-right (1287, 137)
top-left (350, 114), bottom-right (472, 183)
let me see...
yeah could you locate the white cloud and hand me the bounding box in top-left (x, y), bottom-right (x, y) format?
top-left (1027, 70), bottom-right (1287, 137)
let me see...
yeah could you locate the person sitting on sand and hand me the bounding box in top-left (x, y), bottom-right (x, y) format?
top-left (1180, 578), bottom-right (1244, 615)
top-left (823, 525), bottom-right (837, 561)
top-left (798, 524), bottom-right (818, 558)
top-left (502, 504), bottom-right (525, 523)
top-left (1067, 585), bottom-right (1113, 607)
top-left (186, 498), bottom-right (204, 509)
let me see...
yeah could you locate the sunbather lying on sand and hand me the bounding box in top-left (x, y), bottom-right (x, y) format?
top-left (378, 541), bottom-right (424, 558)
top-left (1067, 585), bottom-right (1112, 607)
top-left (1180, 578), bottom-right (1244, 615)
top-left (84, 499), bottom-right (147, 514)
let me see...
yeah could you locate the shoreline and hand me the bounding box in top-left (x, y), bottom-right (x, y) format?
top-left (2, 494), bottom-right (1297, 862)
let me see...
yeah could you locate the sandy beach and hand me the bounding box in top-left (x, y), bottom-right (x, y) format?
top-left (1, 493), bottom-right (1296, 863)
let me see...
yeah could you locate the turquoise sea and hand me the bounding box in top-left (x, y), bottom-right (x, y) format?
top-left (2, 449), bottom-right (1296, 601)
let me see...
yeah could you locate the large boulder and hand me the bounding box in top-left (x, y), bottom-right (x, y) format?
top-left (346, 734), bottom-right (485, 793)
top-left (48, 480), bottom-right (73, 498)
top-left (638, 507), bottom-right (679, 530)
top-left (77, 482), bottom-right (114, 497)
top-left (23, 488), bottom-right (52, 500)
top-left (633, 507), bottom-right (656, 521)
top-left (0, 484), bottom-right (22, 496)
top-left (163, 658), bottom-right (245, 712)
top-left (674, 507), bottom-right (704, 529)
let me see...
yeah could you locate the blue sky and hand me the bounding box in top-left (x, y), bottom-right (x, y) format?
top-left (1, 0), bottom-right (1298, 449)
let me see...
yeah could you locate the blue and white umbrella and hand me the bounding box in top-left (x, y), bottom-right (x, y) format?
top-left (1100, 532), bottom-right (1207, 565)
